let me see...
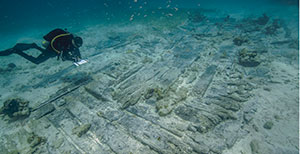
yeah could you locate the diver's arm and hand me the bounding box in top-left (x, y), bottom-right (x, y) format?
top-left (61, 50), bottom-right (81, 62)
top-left (61, 51), bottom-right (76, 62)
top-left (72, 48), bottom-right (81, 59)
top-left (66, 48), bottom-right (81, 62)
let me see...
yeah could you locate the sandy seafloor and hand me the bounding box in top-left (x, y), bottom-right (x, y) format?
top-left (0, 2), bottom-right (299, 154)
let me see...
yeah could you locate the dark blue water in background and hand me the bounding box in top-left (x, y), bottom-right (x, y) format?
top-left (0, 0), bottom-right (298, 47)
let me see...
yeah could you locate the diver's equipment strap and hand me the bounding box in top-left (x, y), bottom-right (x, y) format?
top-left (56, 50), bottom-right (64, 61)
top-left (50, 33), bottom-right (71, 54)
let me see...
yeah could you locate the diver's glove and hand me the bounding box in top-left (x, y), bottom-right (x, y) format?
top-left (73, 56), bottom-right (81, 62)
top-left (70, 50), bottom-right (81, 62)
top-left (68, 54), bottom-right (80, 62)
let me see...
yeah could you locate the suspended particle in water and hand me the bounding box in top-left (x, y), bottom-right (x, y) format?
top-left (134, 0), bottom-right (138, 2)
top-left (104, 3), bottom-right (108, 7)
top-left (130, 14), bottom-right (135, 21)
top-left (174, 7), bottom-right (178, 11)
top-left (144, 15), bottom-right (147, 18)
top-left (140, 6), bottom-right (143, 9)
top-left (166, 5), bottom-right (170, 8)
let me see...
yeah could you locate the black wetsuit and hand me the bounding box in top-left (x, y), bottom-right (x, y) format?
top-left (0, 28), bottom-right (81, 64)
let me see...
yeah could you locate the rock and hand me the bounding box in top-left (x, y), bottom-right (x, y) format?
top-left (273, 147), bottom-right (299, 154)
top-left (226, 134), bottom-right (238, 149)
top-left (156, 99), bottom-right (173, 116)
top-left (102, 109), bottom-right (124, 121)
top-left (175, 106), bottom-right (198, 123)
top-left (53, 138), bottom-right (64, 149)
top-left (256, 67), bottom-right (270, 77)
top-left (187, 124), bottom-right (197, 132)
top-left (250, 139), bottom-right (260, 154)
top-left (27, 132), bottom-right (46, 148)
top-left (145, 98), bottom-right (156, 106)
top-left (142, 57), bottom-right (153, 64)
top-left (211, 97), bottom-right (241, 112)
top-left (210, 144), bottom-right (227, 154)
top-left (188, 12), bottom-right (207, 23)
top-left (186, 72), bottom-right (197, 84)
top-left (72, 124), bottom-right (91, 137)
top-left (238, 48), bottom-right (261, 67)
top-left (145, 87), bottom-right (164, 100)
top-left (0, 98), bottom-right (31, 119)
top-left (55, 99), bottom-right (66, 107)
top-left (144, 88), bottom-right (155, 99)
top-left (255, 13), bottom-right (270, 25)
top-left (250, 139), bottom-right (272, 154)
top-left (233, 37), bottom-right (248, 46)
top-left (7, 63), bottom-right (16, 69)
top-left (63, 150), bottom-right (71, 154)
top-left (215, 107), bottom-right (237, 120)
top-left (194, 117), bottom-right (214, 133)
top-left (265, 19), bottom-right (281, 35)
top-left (288, 39), bottom-right (299, 49)
top-left (0, 67), bottom-right (4, 73)
top-left (177, 87), bottom-right (188, 100)
top-left (252, 124), bottom-right (259, 132)
top-left (190, 143), bottom-right (210, 154)
top-left (121, 94), bottom-right (141, 110)
top-left (243, 111), bottom-right (254, 123)
top-left (8, 150), bottom-right (19, 154)
top-left (263, 121), bottom-right (274, 129)
top-left (274, 115), bottom-right (281, 121)
top-left (175, 105), bottom-right (236, 134)
top-left (96, 111), bottom-right (103, 117)
top-left (227, 93), bottom-right (248, 102)
top-left (263, 87), bottom-right (271, 91)
top-left (44, 124), bottom-right (51, 129)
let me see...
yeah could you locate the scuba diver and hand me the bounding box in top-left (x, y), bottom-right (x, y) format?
top-left (0, 28), bottom-right (83, 64)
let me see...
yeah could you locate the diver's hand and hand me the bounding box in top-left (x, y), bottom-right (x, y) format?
top-left (73, 56), bottom-right (80, 62)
